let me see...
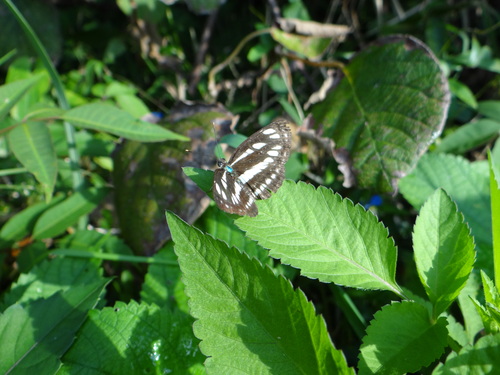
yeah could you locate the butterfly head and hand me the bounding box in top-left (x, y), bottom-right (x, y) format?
top-left (217, 158), bottom-right (227, 168)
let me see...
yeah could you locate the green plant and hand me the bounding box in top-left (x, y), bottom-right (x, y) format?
top-left (1, 1), bottom-right (500, 374)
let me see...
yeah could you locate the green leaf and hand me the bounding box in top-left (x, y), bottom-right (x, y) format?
top-left (195, 205), bottom-right (275, 268)
top-left (478, 100), bottom-right (500, 122)
top-left (236, 181), bottom-right (402, 294)
top-left (1, 257), bottom-right (102, 309)
top-left (0, 280), bottom-right (109, 375)
top-left (32, 187), bottom-right (108, 239)
top-left (166, 212), bottom-right (353, 374)
top-left (312, 36), bottom-right (450, 192)
top-left (435, 119), bottom-right (500, 154)
top-left (7, 121), bottom-right (57, 197)
top-left (472, 271), bottom-right (500, 334)
top-left (58, 301), bottom-right (204, 374)
top-left (449, 77), bottom-right (478, 109)
top-left (434, 334), bottom-right (500, 374)
top-left (399, 153), bottom-right (491, 272)
top-left (358, 301), bottom-right (448, 374)
top-left (489, 152), bottom-right (500, 285)
top-left (61, 103), bottom-right (189, 142)
top-left (413, 189), bottom-right (475, 317)
top-left (140, 245), bottom-right (187, 312)
top-left (115, 94), bottom-right (150, 118)
top-left (458, 273), bottom-right (484, 344)
top-left (182, 167), bottom-right (213, 195)
top-left (0, 75), bottom-right (42, 122)
top-left (0, 195), bottom-right (65, 249)
top-left (271, 27), bottom-right (331, 59)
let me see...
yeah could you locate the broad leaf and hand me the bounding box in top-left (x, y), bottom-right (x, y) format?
top-left (167, 212), bottom-right (352, 374)
top-left (62, 103), bottom-right (189, 142)
top-left (434, 119), bottom-right (500, 154)
top-left (478, 100), bottom-right (500, 121)
top-left (0, 195), bottom-right (65, 250)
top-left (7, 121), bottom-right (57, 197)
top-left (312, 36), bottom-right (450, 192)
top-left (358, 301), bottom-right (448, 374)
top-left (413, 189), bottom-right (475, 317)
top-left (1, 257), bottom-right (102, 310)
top-left (58, 301), bottom-right (204, 374)
top-left (434, 334), bottom-right (500, 374)
top-left (0, 280), bottom-right (109, 375)
top-left (237, 181), bottom-right (402, 294)
top-left (32, 187), bottom-right (108, 239)
top-left (399, 153), bottom-right (491, 272)
top-left (0, 75), bottom-right (42, 122)
top-left (140, 245), bottom-right (187, 312)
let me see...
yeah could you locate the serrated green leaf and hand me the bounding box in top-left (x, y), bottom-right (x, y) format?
top-left (482, 270), bottom-right (500, 307)
top-left (236, 181), bottom-right (401, 294)
top-left (58, 301), bottom-right (204, 374)
top-left (7, 121), bottom-right (57, 197)
top-left (413, 189), bottom-right (475, 317)
top-left (434, 334), bottom-right (500, 374)
top-left (312, 36), bottom-right (450, 192)
top-left (358, 301), bottom-right (448, 375)
top-left (62, 103), bottom-right (189, 142)
top-left (32, 187), bottom-right (108, 239)
top-left (435, 119), bottom-right (500, 154)
top-left (0, 75), bottom-right (42, 122)
top-left (399, 153), bottom-right (491, 272)
top-left (0, 280), bottom-right (109, 375)
top-left (195, 205), bottom-right (275, 268)
top-left (1, 257), bottom-right (103, 309)
top-left (471, 297), bottom-right (499, 335)
top-left (166, 212), bottom-right (353, 374)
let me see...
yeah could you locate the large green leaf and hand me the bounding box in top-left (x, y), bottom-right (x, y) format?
top-left (7, 121), bottom-right (57, 197)
top-left (62, 103), bottom-right (189, 142)
top-left (167, 212), bottom-right (352, 374)
top-left (1, 256), bottom-right (102, 310)
top-left (312, 36), bottom-right (450, 192)
top-left (236, 181), bottom-right (402, 294)
top-left (358, 301), bottom-right (448, 374)
top-left (113, 110), bottom-right (228, 253)
top-left (413, 189), bottom-right (475, 318)
top-left (0, 280), bottom-right (109, 375)
top-left (399, 153), bottom-right (491, 272)
top-left (58, 301), bottom-right (205, 374)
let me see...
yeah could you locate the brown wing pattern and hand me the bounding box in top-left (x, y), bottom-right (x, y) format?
top-left (212, 119), bottom-right (292, 217)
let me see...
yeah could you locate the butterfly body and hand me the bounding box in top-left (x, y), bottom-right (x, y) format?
top-left (213, 119), bottom-right (292, 217)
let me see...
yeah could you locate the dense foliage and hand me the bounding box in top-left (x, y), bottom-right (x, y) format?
top-left (1, 0), bottom-right (500, 374)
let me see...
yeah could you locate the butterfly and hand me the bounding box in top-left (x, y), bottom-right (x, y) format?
top-left (213, 119), bottom-right (292, 217)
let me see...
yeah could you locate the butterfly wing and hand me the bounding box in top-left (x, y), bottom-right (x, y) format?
top-left (213, 168), bottom-right (258, 217)
top-left (213, 119), bottom-right (292, 216)
top-left (228, 119), bottom-right (292, 199)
